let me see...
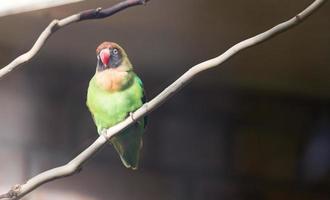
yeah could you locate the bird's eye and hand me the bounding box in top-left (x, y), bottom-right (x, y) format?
top-left (108, 47), bottom-right (122, 68)
top-left (113, 48), bottom-right (119, 55)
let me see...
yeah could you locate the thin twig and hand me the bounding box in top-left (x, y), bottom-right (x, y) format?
top-left (0, 0), bottom-right (149, 79)
top-left (0, 0), bottom-right (327, 199)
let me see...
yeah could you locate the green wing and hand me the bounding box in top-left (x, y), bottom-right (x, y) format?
top-left (110, 75), bottom-right (146, 169)
top-left (136, 76), bottom-right (148, 127)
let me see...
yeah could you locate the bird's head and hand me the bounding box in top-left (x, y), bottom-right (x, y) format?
top-left (94, 42), bottom-right (134, 92)
top-left (96, 41), bottom-right (132, 72)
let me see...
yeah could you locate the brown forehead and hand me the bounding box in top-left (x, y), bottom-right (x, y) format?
top-left (96, 42), bottom-right (117, 54)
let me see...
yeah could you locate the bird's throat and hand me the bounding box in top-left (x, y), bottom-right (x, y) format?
top-left (95, 69), bottom-right (133, 92)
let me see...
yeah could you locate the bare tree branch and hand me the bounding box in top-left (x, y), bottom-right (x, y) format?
top-left (0, 0), bottom-right (327, 199)
top-left (0, 0), bottom-right (85, 17)
top-left (0, 0), bottom-right (149, 79)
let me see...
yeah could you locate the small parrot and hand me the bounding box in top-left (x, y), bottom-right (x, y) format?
top-left (86, 41), bottom-right (146, 170)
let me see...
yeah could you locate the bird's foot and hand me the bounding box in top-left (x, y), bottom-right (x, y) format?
top-left (129, 112), bottom-right (136, 122)
top-left (100, 129), bottom-right (109, 140)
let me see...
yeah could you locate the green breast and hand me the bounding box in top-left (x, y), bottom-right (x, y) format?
top-left (87, 73), bottom-right (144, 133)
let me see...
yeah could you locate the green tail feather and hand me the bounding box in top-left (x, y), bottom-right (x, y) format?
top-left (110, 122), bottom-right (144, 170)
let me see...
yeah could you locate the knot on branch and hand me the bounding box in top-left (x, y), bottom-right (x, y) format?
top-left (79, 7), bottom-right (107, 20)
top-left (0, 185), bottom-right (21, 200)
top-left (50, 19), bottom-right (60, 32)
top-left (96, 7), bottom-right (102, 13)
top-left (295, 14), bottom-right (302, 22)
top-left (79, 0), bottom-right (150, 21)
top-left (90, 7), bottom-right (103, 18)
top-left (9, 184), bottom-right (21, 198)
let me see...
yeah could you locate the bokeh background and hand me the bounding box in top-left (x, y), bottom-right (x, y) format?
top-left (0, 0), bottom-right (330, 199)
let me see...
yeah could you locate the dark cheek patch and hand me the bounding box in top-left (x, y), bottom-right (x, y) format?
top-left (110, 49), bottom-right (122, 67)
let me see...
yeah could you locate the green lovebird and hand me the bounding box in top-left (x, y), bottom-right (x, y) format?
top-left (86, 41), bottom-right (146, 170)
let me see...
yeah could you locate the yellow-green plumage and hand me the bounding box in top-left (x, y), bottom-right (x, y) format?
top-left (86, 42), bottom-right (145, 169)
top-left (87, 74), bottom-right (144, 131)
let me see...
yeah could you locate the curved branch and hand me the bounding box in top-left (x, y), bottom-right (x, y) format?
top-left (0, 0), bottom-right (149, 79)
top-left (0, 0), bottom-right (327, 199)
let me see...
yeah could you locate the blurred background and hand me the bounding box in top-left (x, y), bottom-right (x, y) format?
top-left (0, 0), bottom-right (330, 199)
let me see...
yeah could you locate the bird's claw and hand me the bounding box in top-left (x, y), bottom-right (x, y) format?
top-left (100, 129), bottom-right (107, 135)
top-left (129, 112), bottom-right (136, 122)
